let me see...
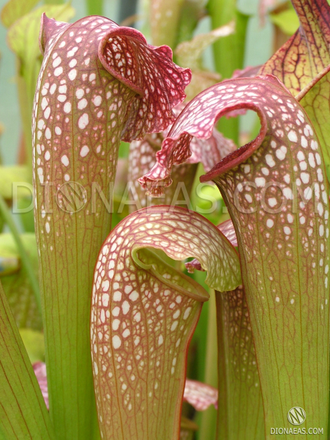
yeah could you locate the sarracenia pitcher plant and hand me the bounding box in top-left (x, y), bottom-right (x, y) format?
top-left (1, 0), bottom-right (330, 439)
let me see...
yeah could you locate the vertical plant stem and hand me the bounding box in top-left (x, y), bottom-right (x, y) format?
top-left (150, 0), bottom-right (184, 48)
top-left (16, 64), bottom-right (33, 176)
top-left (33, 15), bottom-right (191, 440)
top-left (0, 194), bottom-right (41, 313)
top-left (215, 287), bottom-right (264, 440)
top-left (197, 290), bottom-right (218, 440)
top-left (207, 0), bottom-right (249, 144)
top-left (87, 0), bottom-right (103, 17)
top-left (117, 0), bottom-right (137, 25)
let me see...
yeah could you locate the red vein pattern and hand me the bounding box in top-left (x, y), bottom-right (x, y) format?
top-left (260, 0), bottom-right (330, 95)
top-left (91, 206), bottom-right (241, 440)
top-left (129, 116), bottom-right (235, 210)
top-left (129, 133), bottom-right (199, 210)
top-left (32, 14), bottom-right (191, 440)
top-left (98, 31), bottom-right (191, 140)
top-left (297, 64), bottom-right (330, 184)
top-left (139, 75), bottom-right (330, 431)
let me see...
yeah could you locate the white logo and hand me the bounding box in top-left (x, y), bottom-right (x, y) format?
top-left (287, 407), bottom-right (306, 426)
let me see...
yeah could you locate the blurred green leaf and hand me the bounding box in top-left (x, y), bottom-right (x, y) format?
top-left (180, 416), bottom-right (198, 440)
top-left (176, 22), bottom-right (234, 71)
top-left (0, 0), bottom-right (39, 28)
top-left (150, 0), bottom-right (185, 47)
top-left (19, 328), bottom-right (45, 363)
top-left (175, 21), bottom-right (234, 98)
top-left (270, 9), bottom-right (299, 35)
top-left (0, 233), bottom-right (42, 330)
top-left (0, 254), bottom-right (20, 277)
top-left (7, 3), bottom-right (75, 169)
top-left (17, 197), bottom-right (35, 232)
top-left (7, 4), bottom-right (75, 62)
top-left (7, 3), bottom-right (75, 97)
top-left (0, 165), bottom-right (31, 199)
top-left (87, 0), bottom-right (103, 16)
top-left (0, 282), bottom-right (54, 440)
top-left (175, 0), bottom-right (207, 46)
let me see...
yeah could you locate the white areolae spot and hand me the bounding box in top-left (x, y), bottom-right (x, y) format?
top-left (112, 335), bottom-right (121, 349)
top-left (301, 136), bottom-right (308, 148)
top-left (45, 222), bottom-right (50, 233)
top-left (44, 107), bottom-right (51, 119)
top-left (266, 219), bottom-right (274, 228)
top-left (67, 47), bottom-right (78, 57)
top-left (245, 194), bottom-right (252, 203)
top-left (61, 155), bottom-right (69, 167)
top-left (76, 88), bottom-right (84, 99)
top-left (255, 177), bottom-right (265, 187)
top-left (122, 301), bottom-right (130, 315)
top-left (78, 113), bottom-right (89, 129)
top-left (38, 119), bottom-right (45, 130)
top-left (310, 139), bottom-right (318, 150)
top-left (183, 307), bottom-right (192, 320)
top-left (283, 188), bottom-right (293, 200)
top-left (80, 145), bottom-right (89, 157)
top-left (69, 59), bottom-right (77, 68)
top-left (45, 128), bottom-right (51, 140)
top-left (129, 291), bottom-right (139, 301)
top-left (78, 99), bottom-right (88, 110)
top-left (268, 198), bottom-right (277, 208)
top-left (92, 95), bottom-right (102, 106)
top-left (68, 69), bottom-right (77, 81)
top-left (101, 293), bottom-right (110, 307)
top-left (64, 102), bottom-right (72, 113)
top-left (171, 321), bottom-right (178, 331)
top-left (288, 130), bottom-right (298, 142)
top-left (276, 146), bottom-right (287, 160)
top-left (54, 66), bottom-right (63, 77)
top-left (287, 213), bottom-right (294, 223)
top-left (308, 153), bottom-right (315, 168)
top-left (37, 167), bottom-right (44, 184)
top-left (301, 173), bottom-right (310, 184)
top-left (265, 154), bottom-right (275, 167)
top-left (112, 319), bottom-right (120, 331)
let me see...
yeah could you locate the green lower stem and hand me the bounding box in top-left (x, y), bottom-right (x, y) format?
top-left (197, 291), bottom-right (218, 440)
top-left (215, 287), bottom-right (264, 440)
